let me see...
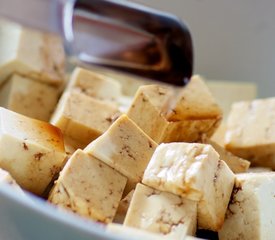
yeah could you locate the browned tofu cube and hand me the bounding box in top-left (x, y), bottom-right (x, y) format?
top-left (0, 107), bottom-right (66, 195)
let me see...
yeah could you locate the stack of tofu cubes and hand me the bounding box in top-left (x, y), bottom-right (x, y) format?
top-left (0, 19), bottom-right (275, 240)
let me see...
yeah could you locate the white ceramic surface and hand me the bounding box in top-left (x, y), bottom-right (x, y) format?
top-left (0, 184), bottom-right (127, 240)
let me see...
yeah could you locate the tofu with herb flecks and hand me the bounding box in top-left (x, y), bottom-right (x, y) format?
top-left (0, 107), bottom-right (66, 195)
top-left (107, 224), bottom-right (206, 240)
top-left (143, 143), bottom-right (235, 231)
top-left (219, 172), bottom-right (275, 240)
top-left (0, 20), bottom-right (65, 86)
top-left (84, 114), bottom-right (157, 194)
top-left (225, 98), bottom-right (275, 169)
top-left (0, 74), bottom-right (59, 121)
top-left (107, 223), bottom-right (174, 240)
top-left (51, 90), bottom-right (121, 149)
top-left (49, 149), bottom-right (127, 223)
top-left (127, 84), bottom-right (173, 143)
top-left (124, 183), bottom-right (197, 239)
top-left (67, 67), bottom-right (122, 103)
top-left (127, 75), bottom-right (222, 144)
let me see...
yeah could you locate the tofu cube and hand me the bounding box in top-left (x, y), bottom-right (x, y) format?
top-left (0, 74), bottom-right (59, 121)
top-left (84, 114), bottom-right (157, 193)
top-left (127, 84), bottom-right (173, 143)
top-left (225, 98), bottom-right (275, 169)
top-left (0, 20), bottom-right (65, 86)
top-left (143, 143), bottom-right (235, 231)
top-left (127, 76), bottom-right (222, 143)
top-left (124, 183), bottom-right (197, 239)
top-left (67, 67), bottom-right (122, 103)
top-left (219, 172), bottom-right (275, 240)
top-left (0, 107), bottom-right (66, 195)
top-left (49, 149), bottom-right (127, 223)
top-left (204, 139), bottom-right (250, 173)
top-left (51, 90), bottom-right (121, 148)
top-left (107, 224), bottom-right (174, 240)
top-left (166, 75), bottom-right (222, 121)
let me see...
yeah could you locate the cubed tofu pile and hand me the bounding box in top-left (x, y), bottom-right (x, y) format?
top-left (1, 20), bottom-right (275, 240)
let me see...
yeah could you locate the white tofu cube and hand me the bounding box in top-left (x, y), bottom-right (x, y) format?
top-left (143, 143), bottom-right (235, 231)
top-left (0, 74), bottom-right (59, 121)
top-left (84, 114), bottom-right (157, 193)
top-left (49, 149), bottom-right (127, 223)
top-left (205, 80), bottom-right (257, 119)
top-left (225, 98), bottom-right (275, 169)
top-left (124, 183), bottom-right (197, 239)
top-left (67, 67), bottom-right (122, 103)
top-left (219, 172), bottom-right (275, 240)
top-left (0, 20), bottom-right (65, 86)
top-left (0, 107), bottom-right (66, 195)
top-left (107, 224), bottom-right (174, 240)
top-left (51, 90), bottom-right (121, 148)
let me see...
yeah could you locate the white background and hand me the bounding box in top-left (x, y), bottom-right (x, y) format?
top-left (131, 0), bottom-right (275, 97)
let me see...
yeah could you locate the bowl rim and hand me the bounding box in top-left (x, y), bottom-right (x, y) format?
top-left (0, 184), bottom-right (127, 240)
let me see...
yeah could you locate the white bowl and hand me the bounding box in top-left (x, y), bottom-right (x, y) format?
top-left (0, 184), bottom-right (126, 240)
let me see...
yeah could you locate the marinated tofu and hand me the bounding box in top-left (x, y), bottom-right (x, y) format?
top-left (127, 84), bottom-right (173, 143)
top-left (0, 20), bottom-right (65, 86)
top-left (225, 98), bottom-right (275, 169)
top-left (84, 114), bottom-right (157, 193)
top-left (0, 107), bottom-right (66, 195)
top-left (0, 74), bottom-right (59, 121)
top-left (49, 149), bottom-right (127, 223)
top-left (124, 183), bottom-right (197, 239)
top-left (219, 172), bottom-right (275, 240)
top-left (143, 143), bottom-right (235, 231)
top-left (51, 90), bottom-right (121, 148)
top-left (127, 76), bottom-right (222, 143)
top-left (67, 67), bottom-right (122, 103)
top-left (166, 75), bottom-right (222, 121)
